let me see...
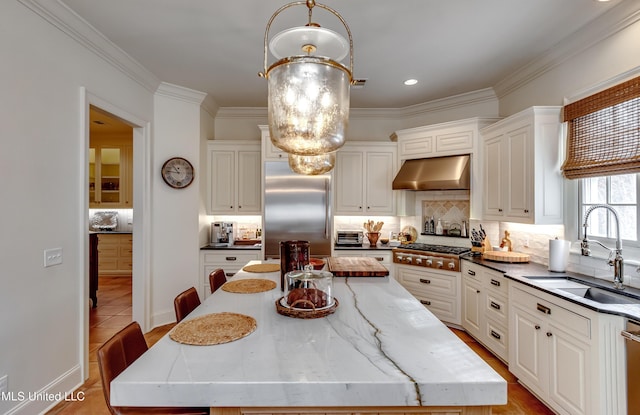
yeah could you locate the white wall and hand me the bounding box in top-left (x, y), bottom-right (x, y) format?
top-left (497, 1), bottom-right (640, 115)
top-left (151, 84), bottom-right (206, 326)
top-left (0, 1), bottom-right (155, 413)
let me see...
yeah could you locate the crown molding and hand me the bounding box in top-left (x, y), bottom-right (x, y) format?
top-left (155, 82), bottom-right (207, 105)
top-left (397, 88), bottom-right (497, 119)
top-left (216, 88), bottom-right (497, 121)
top-left (19, 0), bottom-right (161, 94)
top-left (494, 0), bottom-right (640, 99)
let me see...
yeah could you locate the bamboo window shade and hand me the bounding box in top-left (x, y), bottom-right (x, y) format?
top-left (561, 75), bottom-right (640, 179)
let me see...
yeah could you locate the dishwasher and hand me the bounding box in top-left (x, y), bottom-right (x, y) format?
top-left (622, 319), bottom-right (640, 414)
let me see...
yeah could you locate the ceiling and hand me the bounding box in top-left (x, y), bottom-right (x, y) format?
top-left (61, 0), bottom-right (622, 109)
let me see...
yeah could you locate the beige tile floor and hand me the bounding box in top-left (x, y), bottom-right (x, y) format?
top-left (48, 276), bottom-right (553, 414)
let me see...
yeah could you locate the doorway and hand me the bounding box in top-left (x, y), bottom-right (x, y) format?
top-left (81, 90), bottom-right (150, 381)
top-left (88, 106), bottom-right (134, 369)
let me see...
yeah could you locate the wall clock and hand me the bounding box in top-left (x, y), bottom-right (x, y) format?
top-left (161, 157), bottom-right (194, 189)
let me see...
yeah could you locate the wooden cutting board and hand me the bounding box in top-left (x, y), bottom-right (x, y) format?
top-left (483, 251), bottom-right (530, 263)
top-left (326, 257), bottom-right (390, 277)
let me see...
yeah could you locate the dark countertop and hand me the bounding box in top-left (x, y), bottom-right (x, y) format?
top-left (201, 244), bottom-right (261, 250)
top-left (462, 254), bottom-right (640, 321)
top-left (90, 231), bottom-right (133, 234)
top-left (334, 244), bottom-right (395, 251)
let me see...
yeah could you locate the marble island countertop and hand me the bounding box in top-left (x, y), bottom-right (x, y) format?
top-left (463, 255), bottom-right (640, 322)
top-left (111, 261), bottom-right (506, 408)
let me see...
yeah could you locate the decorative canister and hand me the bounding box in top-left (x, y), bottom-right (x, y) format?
top-left (284, 267), bottom-right (334, 310)
top-left (279, 240), bottom-right (310, 291)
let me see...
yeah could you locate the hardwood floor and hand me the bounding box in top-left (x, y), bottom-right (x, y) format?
top-left (48, 276), bottom-right (553, 415)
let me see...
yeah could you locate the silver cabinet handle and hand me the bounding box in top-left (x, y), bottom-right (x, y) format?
top-left (490, 330), bottom-right (501, 340)
top-left (621, 330), bottom-right (640, 343)
top-left (490, 279), bottom-right (500, 287)
top-left (490, 301), bottom-right (501, 310)
top-left (419, 278), bottom-right (431, 284)
top-left (225, 256), bottom-right (237, 261)
top-left (467, 270), bottom-right (476, 276)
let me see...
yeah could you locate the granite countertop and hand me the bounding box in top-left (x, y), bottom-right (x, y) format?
top-left (462, 254), bottom-right (640, 321)
top-left (110, 260), bottom-right (506, 408)
top-left (333, 244), bottom-right (395, 251)
top-left (201, 244), bottom-right (261, 250)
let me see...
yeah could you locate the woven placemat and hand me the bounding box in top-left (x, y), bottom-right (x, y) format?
top-left (221, 279), bottom-right (277, 293)
top-left (242, 263), bottom-right (280, 273)
top-left (169, 312), bottom-right (256, 346)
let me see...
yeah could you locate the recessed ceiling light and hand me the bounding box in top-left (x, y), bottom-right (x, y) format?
top-left (404, 79), bottom-right (418, 86)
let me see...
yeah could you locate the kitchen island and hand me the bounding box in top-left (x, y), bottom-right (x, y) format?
top-left (111, 261), bottom-right (506, 414)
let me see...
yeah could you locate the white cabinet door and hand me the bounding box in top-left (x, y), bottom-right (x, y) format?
top-left (483, 136), bottom-right (503, 217)
top-left (481, 107), bottom-right (562, 224)
top-left (461, 277), bottom-right (482, 339)
top-left (210, 151), bottom-right (235, 213)
top-left (208, 142), bottom-right (261, 215)
top-left (548, 321), bottom-right (590, 415)
top-left (505, 126), bottom-right (531, 220)
top-left (335, 151), bottom-right (365, 214)
top-left (365, 151), bottom-right (395, 214)
top-left (237, 150), bottom-right (261, 213)
top-left (510, 303), bottom-right (547, 397)
top-left (334, 143), bottom-right (397, 216)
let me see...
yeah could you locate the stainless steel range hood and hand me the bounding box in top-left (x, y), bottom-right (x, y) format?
top-left (392, 154), bottom-right (470, 191)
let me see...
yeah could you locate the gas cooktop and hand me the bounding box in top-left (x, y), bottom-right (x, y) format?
top-left (396, 243), bottom-right (471, 255)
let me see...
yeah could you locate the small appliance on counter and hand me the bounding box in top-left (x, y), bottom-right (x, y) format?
top-left (90, 211), bottom-right (118, 231)
top-left (335, 231), bottom-right (364, 247)
top-left (211, 222), bottom-right (234, 246)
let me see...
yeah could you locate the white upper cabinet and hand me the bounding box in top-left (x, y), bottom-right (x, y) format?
top-left (207, 141), bottom-right (261, 215)
top-left (481, 107), bottom-right (564, 224)
top-left (394, 117), bottom-right (500, 219)
top-left (334, 142), bottom-right (397, 215)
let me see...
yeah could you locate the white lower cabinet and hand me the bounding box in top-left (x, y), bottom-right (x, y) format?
top-left (396, 264), bottom-right (460, 326)
top-left (510, 284), bottom-right (591, 415)
top-left (461, 261), bottom-right (509, 362)
top-left (200, 250), bottom-right (260, 298)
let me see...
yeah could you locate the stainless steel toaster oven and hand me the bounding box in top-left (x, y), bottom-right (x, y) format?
top-left (336, 231), bottom-right (364, 247)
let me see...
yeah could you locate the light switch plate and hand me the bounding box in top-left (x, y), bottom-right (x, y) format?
top-left (44, 247), bottom-right (63, 267)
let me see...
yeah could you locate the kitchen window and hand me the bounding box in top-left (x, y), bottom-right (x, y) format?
top-left (564, 74), bottom-right (640, 247)
top-left (580, 174), bottom-right (639, 244)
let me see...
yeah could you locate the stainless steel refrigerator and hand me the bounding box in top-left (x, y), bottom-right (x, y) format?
top-left (264, 161), bottom-right (332, 259)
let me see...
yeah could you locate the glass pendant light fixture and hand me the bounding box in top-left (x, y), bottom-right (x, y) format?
top-left (288, 152), bottom-right (336, 175)
top-left (259, 0), bottom-right (355, 174)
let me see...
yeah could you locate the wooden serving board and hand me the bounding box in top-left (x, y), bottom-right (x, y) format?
top-left (483, 251), bottom-right (530, 263)
top-left (326, 257), bottom-right (389, 277)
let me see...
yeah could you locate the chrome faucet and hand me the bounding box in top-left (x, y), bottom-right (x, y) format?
top-left (581, 204), bottom-right (624, 290)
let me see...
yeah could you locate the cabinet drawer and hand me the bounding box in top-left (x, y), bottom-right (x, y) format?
top-left (485, 271), bottom-right (508, 296)
top-left (483, 318), bottom-right (508, 362)
top-left (463, 265), bottom-right (482, 283)
top-left (202, 252), bottom-right (259, 265)
top-left (98, 257), bottom-right (118, 270)
top-left (485, 291), bottom-right (508, 326)
top-left (413, 293), bottom-right (457, 323)
top-left (399, 270), bottom-right (457, 298)
top-left (512, 286), bottom-right (591, 339)
top-left (97, 245), bottom-right (118, 257)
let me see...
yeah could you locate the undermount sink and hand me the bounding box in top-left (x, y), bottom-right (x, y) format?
top-left (559, 287), bottom-right (639, 305)
top-left (524, 276), bottom-right (640, 305)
